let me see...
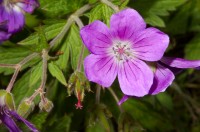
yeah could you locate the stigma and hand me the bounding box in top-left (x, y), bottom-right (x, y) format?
top-left (109, 40), bottom-right (133, 62)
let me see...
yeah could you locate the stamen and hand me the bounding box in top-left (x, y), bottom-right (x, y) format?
top-left (110, 40), bottom-right (133, 62)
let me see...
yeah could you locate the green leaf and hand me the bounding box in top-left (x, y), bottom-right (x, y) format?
top-left (48, 62), bottom-right (67, 86)
top-left (67, 24), bottom-right (89, 70)
top-left (156, 92), bottom-right (173, 111)
top-left (48, 115), bottom-right (71, 132)
top-left (166, 1), bottom-right (192, 35)
top-left (55, 39), bottom-right (70, 71)
top-left (0, 44), bottom-right (35, 75)
top-left (131, 0), bottom-right (187, 27)
top-left (39, 0), bottom-right (85, 17)
top-left (87, 0), bottom-right (97, 4)
top-left (12, 68), bottom-right (41, 106)
top-left (185, 33), bottom-right (200, 60)
top-left (86, 122), bottom-right (108, 132)
top-left (29, 62), bottom-right (43, 87)
top-left (119, 0), bottom-right (130, 9)
top-left (86, 104), bottom-right (114, 132)
top-left (30, 112), bottom-right (49, 130)
top-left (189, 0), bottom-right (200, 32)
top-left (34, 27), bottom-right (49, 52)
top-left (89, 3), bottom-right (114, 25)
top-left (19, 22), bottom-right (65, 45)
top-left (145, 14), bottom-right (165, 27)
top-left (122, 99), bottom-right (173, 131)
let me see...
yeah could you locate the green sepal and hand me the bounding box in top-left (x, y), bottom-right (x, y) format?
top-left (39, 98), bottom-right (54, 112)
top-left (0, 90), bottom-right (16, 110)
top-left (17, 98), bottom-right (35, 118)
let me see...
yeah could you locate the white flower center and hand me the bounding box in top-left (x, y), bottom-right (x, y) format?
top-left (3, 0), bottom-right (22, 12)
top-left (109, 40), bottom-right (134, 62)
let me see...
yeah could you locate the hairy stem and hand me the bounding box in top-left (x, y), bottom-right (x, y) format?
top-left (27, 88), bottom-right (42, 103)
top-left (6, 53), bottom-right (39, 92)
top-left (96, 85), bottom-right (101, 104)
top-left (6, 66), bottom-right (20, 92)
top-left (72, 16), bottom-right (85, 72)
top-left (49, 4), bottom-right (92, 49)
top-left (49, 18), bottom-right (74, 49)
top-left (0, 64), bottom-right (16, 68)
top-left (108, 88), bottom-right (123, 112)
top-left (40, 49), bottom-right (48, 90)
top-left (27, 50), bottom-right (48, 102)
top-left (101, 0), bottom-right (119, 12)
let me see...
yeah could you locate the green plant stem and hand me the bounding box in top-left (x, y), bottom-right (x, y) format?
top-left (72, 16), bottom-right (85, 72)
top-left (6, 53), bottom-right (39, 92)
top-left (49, 4), bottom-right (92, 49)
top-left (96, 85), bottom-right (101, 104)
top-left (40, 49), bottom-right (48, 90)
top-left (27, 88), bottom-right (42, 103)
top-left (72, 16), bottom-right (84, 28)
top-left (108, 88), bottom-right (123, 112)
top-left (27, 50), bottom-right (48, 102)
top-left (0, 64), bottom-right (16, 68)
top-left (101, 0), bottom-right (119, 12)
top-left (49, 18), bottom-right (74, 49)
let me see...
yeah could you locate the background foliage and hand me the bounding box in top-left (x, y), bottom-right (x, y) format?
top-left (1, 0), bottom-right (200, 131)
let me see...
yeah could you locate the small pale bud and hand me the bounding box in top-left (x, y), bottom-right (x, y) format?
top-left (17, 98), bottom-right (35, 118)
top-left (39, 98), bottom-right (54, 112)
top-left (0, 90), bottom-right (7, 106)
top-left (0, 90), bottom-right (15, 110)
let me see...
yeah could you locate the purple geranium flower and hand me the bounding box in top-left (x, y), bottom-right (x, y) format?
top-left (119, 57), bottom-right (200, 104)
top-left (0, 22), bottom-right (11, 42)
top-left (80, 8), bottom-right (169, 97)
top-left (0, 106), bottom-right (38, 132)
top-left (0, 0), bottom-right (39, 33)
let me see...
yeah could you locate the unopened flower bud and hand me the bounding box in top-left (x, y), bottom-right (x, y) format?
top-left (39, 98), bottom-right (54, 112)
top-left (67, 71), bottom-right (91, 109)
top-left (17, 98), bottom-right (35, 118)
top-left (0, 90), bottom-right (15, 110)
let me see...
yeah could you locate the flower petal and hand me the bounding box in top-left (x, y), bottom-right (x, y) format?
top-left (80, 20), bottom-right (112, 55)
top-left (149, 63), bottom-right (175, 95)
top-left (84, 54), bottom-right (118, 87)
top-left (0, 110), bottom-right (21, 132)
top-left (161, 57), bottom-right (200, 68)
top-left (0, 31), bottom-right (11, 41)
top-left (118, 59), bottom-right (153, 96)
top-left (0, 5), bottom-right (24, 33)
top-left (16, 0), bottom-right (39, 13)
top-left (110, 8), bottom-right (146, 40)
top-left (10, 111), bottom-right (38, 132)
top-left (132, 28), bottom-right (169, 61)
top-left (118, 95), bottom-right (129, 105)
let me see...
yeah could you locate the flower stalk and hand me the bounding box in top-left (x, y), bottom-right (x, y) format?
top-left (101, 0), bottom-right (119, 12)
top-left (27, 49), bottom-right (48, 103)
top-left (72, 16), bottom-right (85, 72)
top-left (40, 49), bottom-right (48, 90)
top-left (96, 85), bottom-right (101, 104)
top-left (49, 4), bottom-right (92, 49)
top-left (5, 53), bottom-right (39, 92)
top-left (108, 88), bottom-right (123, 112)
top-left (0, 64), bottom-right (16, 68)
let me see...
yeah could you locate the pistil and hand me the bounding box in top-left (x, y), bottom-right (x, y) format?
top-left (111, 41), bottom-right (132, 62)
